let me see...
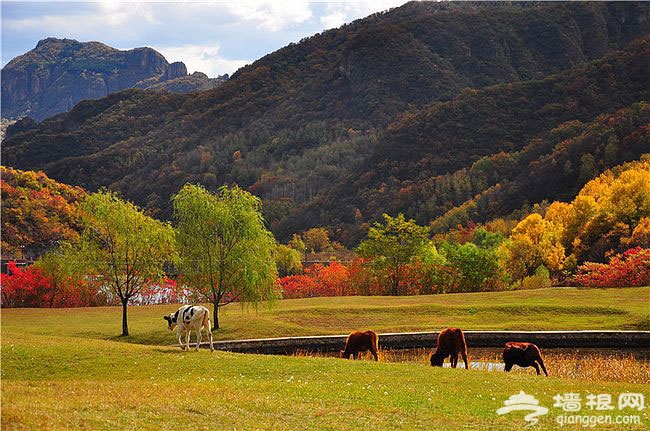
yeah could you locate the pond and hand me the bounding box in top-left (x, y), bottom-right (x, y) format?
top-left (293, 347), bottom-right (650, 384)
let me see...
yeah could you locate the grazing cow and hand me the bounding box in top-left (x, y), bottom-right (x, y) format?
top-left (163, 305), bottom-right (214, 351)
top-left (430, 327), bottom-right (469, 369)
top-left (340, 330), bottom-right (379, 361)
top-left (502, 342), bottom-right (548, 376)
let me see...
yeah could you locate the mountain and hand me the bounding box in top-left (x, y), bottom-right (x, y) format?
top-left (3, 2), bottom-right (650, 244)
top-left (277, 40), bottom-right (650, 242)
top-left (1, 38), bottom-right (227, 121)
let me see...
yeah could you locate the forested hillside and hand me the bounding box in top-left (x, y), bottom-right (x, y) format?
top-left (3, 2), bottom-right (650, 244)
top-left (0, 167), bottom-right (85, 258)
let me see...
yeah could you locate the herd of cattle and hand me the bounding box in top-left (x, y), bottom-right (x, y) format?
top-left (342, 328), bottom-right (548, 376)
top-left (164, 305), bottom-right (548, 376)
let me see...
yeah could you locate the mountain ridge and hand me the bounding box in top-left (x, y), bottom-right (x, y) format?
top-left (2, 2), bottom-right (650, 244)
top-left (1, 37), bottom-right (227, 121)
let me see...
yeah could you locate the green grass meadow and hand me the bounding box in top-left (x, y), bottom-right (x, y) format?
top-left (2, 287), bottom-right (649, 430)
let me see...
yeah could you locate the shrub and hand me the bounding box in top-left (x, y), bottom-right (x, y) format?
top-left (514, 265), bottom-right (552, 290)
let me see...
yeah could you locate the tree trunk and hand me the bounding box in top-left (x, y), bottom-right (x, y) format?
top-left (213, 302), bottom-right (220, 330)
top-left (121, 298), bottom-right (129, 336)
top-left (392, 265), bottom-right (401, 296)
top-left (48, 284), bottom-right (57, 308)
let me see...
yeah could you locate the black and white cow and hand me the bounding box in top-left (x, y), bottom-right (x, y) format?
top-left (163, 305), bottom-right (214, 351)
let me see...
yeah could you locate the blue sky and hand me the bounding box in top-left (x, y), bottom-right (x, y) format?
top-left (2, 1), bottom-right (408, 77)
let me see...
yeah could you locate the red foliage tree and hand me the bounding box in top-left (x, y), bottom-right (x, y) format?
top-left (1, 261), bottom-right (108, 308)
top-left (1, 262), bottom-right (52, 307)
top-left (279, 262), bottom-right (355, 299)
top-left (347, 258), bottom-right (382, 296)
top-left (279, 273), bottom-right (317, 299)
top-left (573, 247), bottom-right (650, 287)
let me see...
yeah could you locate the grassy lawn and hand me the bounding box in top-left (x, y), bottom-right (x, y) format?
top-left (2, 287), bottom-right (649, 430)
top-left (2, 287), bottom-right (648, 345)
top-left (3, 332), bottom-right (649, 430)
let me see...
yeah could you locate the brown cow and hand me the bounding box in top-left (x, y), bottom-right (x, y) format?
top-left (502, 342), bottom-right (548, 376)
top-left (340, 330), bottom-right (379, 361)
top-left (430, 327), bottom-right (469, 369)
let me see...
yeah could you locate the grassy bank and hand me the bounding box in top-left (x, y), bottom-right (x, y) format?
top-left (296, 348), bottom-right (650, 384)
top-left (2, 287), bottom-right (648, 345)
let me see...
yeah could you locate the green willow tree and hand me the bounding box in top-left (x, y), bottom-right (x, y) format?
top-left (76, 191), bottom-right (176, 336)
top-left (275, 244), bottom-right (302, 277)
top-left (357, 213), bottom-right (431, 295)
top-left (172, 184), bottom-right (279, 329)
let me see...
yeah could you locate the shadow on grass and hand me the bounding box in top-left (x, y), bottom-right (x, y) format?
top-left (152, 348), bottom-right (187, 354)
top-left (101, 331), bottom-right (171, 345)
top-left (152, 347), bottom-right (219, 355)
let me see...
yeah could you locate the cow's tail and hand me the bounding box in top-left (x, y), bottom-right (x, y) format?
top-left (202, 308), bottom-right (215, 352)
top-left (373, 332), bottom-right (379, 353)
top-left (202, 309), bottom-right (211, 332)
top-left (536, 349), bottom-right (548, 376)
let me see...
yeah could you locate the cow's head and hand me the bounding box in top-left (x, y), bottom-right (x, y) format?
top-left (163, 313), bottom-right (178, 331)
top-left (430, 351), bottom-right (444, 367)
top-left (339, 350), bottom-right (350, 359)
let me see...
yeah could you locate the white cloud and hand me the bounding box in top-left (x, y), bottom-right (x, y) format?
top-left (320, 11), bottom-right (347, 30)
top-left (320, 1), bottom-right (405, 29)
top-left (2, 3), bottom-right (160, 42)
top-left (224, 1), bottom-right (313, 32)
top-left (2, 1), bottom-right (411, 69)
top-left (155, 44), bottom-right (250, 77)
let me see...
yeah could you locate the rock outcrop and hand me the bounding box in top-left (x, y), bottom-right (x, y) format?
top-left (1, 38), bottom-right (226, 121)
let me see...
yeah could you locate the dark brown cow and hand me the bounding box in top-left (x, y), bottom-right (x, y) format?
top-left (430, 327), bottom-right (469, 369)
top-left (340, 330), bottom-right (379, 361)
top-left (503, 342), bottom-right (548, 376)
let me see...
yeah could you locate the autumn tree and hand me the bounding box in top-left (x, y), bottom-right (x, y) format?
top-left (357, 213), bottom-right (431, 295)
top-left (303, 228), bottom-right (330, 254)
top-left (172, 184), bottom-right (279, 329)
top-left (499, 213), bottom-right (566, 281)
top-left (288, 234), bottom-right (307, 260)
top-left (75, 191), bottom-right (176, 336)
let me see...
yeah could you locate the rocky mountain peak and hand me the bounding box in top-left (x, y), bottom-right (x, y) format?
top-left (1, 38), bottom-right (222, 121)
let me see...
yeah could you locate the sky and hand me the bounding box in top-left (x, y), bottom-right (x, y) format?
top-left (2, 1), bottom-right (409, 77)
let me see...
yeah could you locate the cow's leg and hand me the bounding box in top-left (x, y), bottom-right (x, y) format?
top-left (207, 325), bottom-right (214, 352)
top-left (451, 354), bottom-right (458, 368)
top-left (185, 330), bottom-right (191, 351)
top-left (371, 348), bottom-right (378, 361)
top-left (504, 363), bottom-right (513, 372)
top-left (205, 316), bottom-right (214, 352)
top-left (532, 362), bottom-right (541, 375)
top-left (196, 327), bottom-right (202, 351)
top-left (177, 329), bottom-right (185, 350)
top-left (537, 357), bottom-right (548, 376)
top-left (461, 351), bottom-right (469, 369)
top-left (353, 352), bottom-right (359, 360)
